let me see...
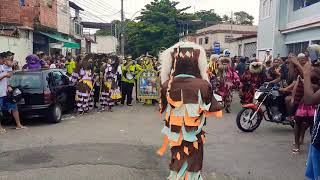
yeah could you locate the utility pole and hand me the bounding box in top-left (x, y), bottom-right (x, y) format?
top-left (120, 0), bottom-right (125, 57)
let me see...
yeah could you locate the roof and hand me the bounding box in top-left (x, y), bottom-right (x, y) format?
top-left (69, 1), bottom-right (84, 11)
top-left (81, 22), bottom-right (112, 29)
top-left (234, 33), bottom-right (257, 40)
top-left (196, 23), bottom-right (258, 35)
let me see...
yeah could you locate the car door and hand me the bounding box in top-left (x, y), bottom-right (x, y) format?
top-left (50, 71), bottom-right (69, 110)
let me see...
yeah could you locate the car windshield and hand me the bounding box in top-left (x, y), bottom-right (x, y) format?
top-left (8, 73), bottom-right (43, 89)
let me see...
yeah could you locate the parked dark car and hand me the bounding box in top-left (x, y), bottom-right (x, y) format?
top-left (6, 69), bottom-right (76, 123)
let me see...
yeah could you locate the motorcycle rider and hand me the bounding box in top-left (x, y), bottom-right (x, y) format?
top-left (239, 59), bottom-right (266, 104)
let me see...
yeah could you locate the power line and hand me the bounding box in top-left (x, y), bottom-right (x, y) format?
top-left (74, 0), bottom-right (119, 16)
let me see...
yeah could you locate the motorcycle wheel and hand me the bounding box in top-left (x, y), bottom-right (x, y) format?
top-left (236, 108), bottom-right (263, 132)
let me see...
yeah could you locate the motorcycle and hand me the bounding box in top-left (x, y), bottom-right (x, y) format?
top-left (236, 83), bottom-right (294, 132)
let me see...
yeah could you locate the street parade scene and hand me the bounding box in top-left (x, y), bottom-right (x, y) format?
top-left (0, 0), bottom-right (320, 180)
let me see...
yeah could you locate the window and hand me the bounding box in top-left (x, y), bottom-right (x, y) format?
top-left (45, 0), bottom-right (53, 8)
top-left (262, 0), bottom-right (272, 18)
top-left (205, 37), bottom-right (209, 44)
top-left (312, 40), bottom-right (320, 45)
top-left (19, 0), bottom-right (25, 6)
top-left (199, 38), bottom-right (203, 45)
top-left (294, 0), bottom-right (320, 11)
top-left (287, 41), bottom-right (309, 55)
top-left (238, 44), bottom-right (242, 56)
top-left (51, 71), bottom-right (65, 86)
top-left (75, 23), bottom-right (83, 35)
top-left (9, 74), bottom-right (42, 89)
top-left (225, 35), bottom-right (233, 43)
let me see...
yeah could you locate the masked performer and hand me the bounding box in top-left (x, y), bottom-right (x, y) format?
top-left (215, 50), bottom-right (240, 113)
top-left (207, 54), bottom-right (219, 90)
top-left (75, 61), bottom-right (94, 114)
top-left (239, 61), bottom-right (266, 104)
top-left (158, 41), bottom-right (222, 180)
top-left (100, 59), bottom-right (117, 111)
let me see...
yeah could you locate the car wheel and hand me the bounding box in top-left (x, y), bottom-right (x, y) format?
top-left (48, 104), bottom-right (62, 123)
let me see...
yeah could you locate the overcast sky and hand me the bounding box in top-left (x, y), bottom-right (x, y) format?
top-left (74, 0), bottom-right (260, 26)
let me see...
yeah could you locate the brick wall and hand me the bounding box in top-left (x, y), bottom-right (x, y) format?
top-left (0, 0), bottom-right (21, 25)
top-left (39, 0), bottom-right (57, 29)
top-left (0, 0), bottom-right (57, 29)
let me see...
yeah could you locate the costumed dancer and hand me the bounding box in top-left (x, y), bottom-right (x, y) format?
top-left (239, 60), bottom-right (266, 104)
top-left (215, 50), bottom-right (240, 113)
top-left (158, 41), bottom-right (223, 180)
top-left (71, 59), bottom-right (85, 84)
top-left (75, 61), bottom-right (94, 114)
top-left (207, 54), bottom-right (219, 90)
top-left (100, 59), bottom-right (116, 111)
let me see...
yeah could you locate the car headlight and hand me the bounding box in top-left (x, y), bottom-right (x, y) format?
top-left (254, 91), bottom-right (263, 100)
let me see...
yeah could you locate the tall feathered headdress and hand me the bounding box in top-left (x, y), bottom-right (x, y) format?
top-left (159, 41), bottom-right (208, 84)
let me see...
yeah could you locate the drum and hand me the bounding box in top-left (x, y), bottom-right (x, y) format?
top-left (126, 72), bottom-right (134, 80)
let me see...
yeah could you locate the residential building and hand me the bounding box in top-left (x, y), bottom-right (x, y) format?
top-left (257, 0), bottom-right (320, 60)
top-left (69, 1), bottom-right (83, 55)
top-left (192, 24), bottom-right (258, 56)
top-left (234, 34), bottom-right (258, 58)
top-left (0, 0), bottom-right (58, 64)
top-left (57, 0), bottom-right (71, 35)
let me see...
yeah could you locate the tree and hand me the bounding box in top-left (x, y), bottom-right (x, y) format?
top-left (125, 0), bottom-right (191, 57)
top-left (233, 11), bottom-right (254, 25)
top-left (222, 14), bottom-right (231, 23)
top-left (195, 9), bottom-right (222, 23)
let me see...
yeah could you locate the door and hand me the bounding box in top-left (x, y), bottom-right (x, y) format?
top-left (51, 70), bottom-right (76, 111)
top-left (50, 71), bottom-right (69, 110)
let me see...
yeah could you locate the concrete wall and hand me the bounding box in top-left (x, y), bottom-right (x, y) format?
top-left (0, 30), bottom-right (33, 65)
top-left (196, 32), bottom-right (242, 56)
top-left (288, 1), bottom-right (320, 23)
top-left (57, 0), bottom-right (70, 34)
top-left (95, 36), bottom-right (118, 54)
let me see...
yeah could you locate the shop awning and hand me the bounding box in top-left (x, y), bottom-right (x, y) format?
top-left (64, 42), bottom-right (81, 48)
top-left (39, 31), bottom-right (80, 49)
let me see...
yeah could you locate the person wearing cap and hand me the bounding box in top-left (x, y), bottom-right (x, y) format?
top-left (263, 49), bottom-right (273, 65)
top-left (121, 56), bottom-right (142, 106)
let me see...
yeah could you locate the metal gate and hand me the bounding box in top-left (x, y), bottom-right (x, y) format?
top-left (244, 42), bottom-right (257, 58)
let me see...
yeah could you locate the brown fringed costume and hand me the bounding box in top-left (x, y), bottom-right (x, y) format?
top-left (158, 42), bottom-right (222, 180)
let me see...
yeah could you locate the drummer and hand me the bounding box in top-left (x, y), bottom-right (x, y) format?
top-left (120, 56), bottom-right (142, 106)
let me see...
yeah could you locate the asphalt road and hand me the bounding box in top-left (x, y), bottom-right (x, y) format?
top-left (0, 100), bottom-right (309, 180)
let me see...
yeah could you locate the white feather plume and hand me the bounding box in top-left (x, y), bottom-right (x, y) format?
top-left (159, 41), bottom-right (209, 84)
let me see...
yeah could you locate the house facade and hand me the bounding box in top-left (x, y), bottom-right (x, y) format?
top-left (191, 24), bottom-right (257, 56)
top-left (257, 0), bottom-right (320, 60)
top-left (0, 0), bottom-right (85, 64)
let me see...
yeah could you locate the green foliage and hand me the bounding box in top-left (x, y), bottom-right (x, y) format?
top-left (108, 0), bottom-right (255, 57)
top-left (195, 9), bottom-right (222, 23)
top-left (233, 11), bottom-right (254, 25)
